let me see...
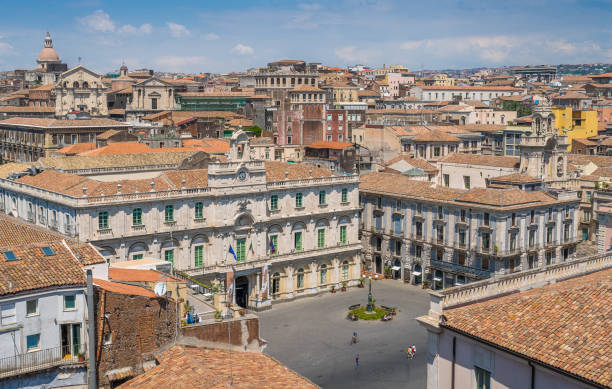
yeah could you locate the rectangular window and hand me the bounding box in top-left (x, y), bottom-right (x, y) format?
top-left (319, 191), bottom-right (326, 205)
top-left (1, 303), bottom-right (16, 325)
top-left (443, 174), bottom-right (449, 187)
top-left (327, 114), bottom-right (332, 121)
top-left (481, 257), bottom-right (489, 270)
top-left (528, 254), bottom-right (536, 269)
top-left (434, 147), bottom-right (441, 157)
top-left (460, 209), bottom-right (467, 222)
top-left (546, 251), bottom-right (553, 265)
top-left (98, 211), bottom-right (109, 230)
top-left (340, 226), bottom-right (347, 244)
top-left (530, 210), bottom-right (535, 223)
top-left (338, 114), bottom-right (343, 121)
top-left (295, 193), bottom-right (303, 208)
top-left (483, 213), bottom-right (490, 226)
top-left (26, 334), bottom-right (40, 351)
top-left (165, 205), bottom-right (174, 222)
top-left (26, 300), bottom-right (38, 316)
top-left (236, 238), bottom-right (246, 262)
top-left (164, 249), bottom-right (174, 264)
top-left (132, 254), bottom-right (143, 260)
top-left (270, 195), bottom-right (278, 210)
top-left (459, 230), bottom-right (466, 246)
top-left (194, 246), bottom-right (203, 267)
top-left (269, 235), bottom-right (278, 256)
top-left (318, 229), bottom-right (325, 248)
top-left (475, 366), bottom-right (491, 389)
top-left (529, 230), bottom-right (535, 247)
top-left (294, 231), bottom-right (302, 251)
top-left (64, 295), bottom-right (76, 311)
top-left (341, 188), bottom-right (348, 203)
top-left (151, 98), bottom-right (158, 110)
top-left (132, 208), bottom-right (142, 226)
top-left (195, 202), bottom-right (204, 219)
top-left (463, 176), bottom-right (470, 189)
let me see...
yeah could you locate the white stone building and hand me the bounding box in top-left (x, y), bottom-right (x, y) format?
top-left (0, 132), bottom-right (361, 310)
top-left (55, 65), bottom-right (108, 117)
top-left (410, 86), bottom-right (522, 105)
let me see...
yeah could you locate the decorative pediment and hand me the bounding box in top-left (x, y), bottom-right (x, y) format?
top-left (135, 77), bottom-right (172, 87)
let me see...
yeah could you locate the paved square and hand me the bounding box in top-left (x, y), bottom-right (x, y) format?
top-left (259, 280), bottom-right (430, 389)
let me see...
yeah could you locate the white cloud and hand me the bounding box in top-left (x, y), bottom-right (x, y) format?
top-left (167, 22), bottom-right (190, 38)
top-left (155, 55), bottom-right (206, 71)
top-left (298, 3), bottom-right (322, 11)
top-left (118, 23), bottom-right (153, 35)
top-left (78, 9), bottom-right (115, 32)
top-left (202, 33), bottom-right (219, 41)
top-left (0, 41), bottom-right (12, 52)
top-left (334, 46), bottom-right (375, 63)
top-left (231, 43), bottom-right (254, 55)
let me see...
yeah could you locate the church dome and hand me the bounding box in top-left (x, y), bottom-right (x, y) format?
top-left (37, 32), bottom-right (60, 63)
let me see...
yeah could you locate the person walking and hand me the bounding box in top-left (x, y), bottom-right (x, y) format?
top-left (355, 354), bottom-right (359, 369)
top-left (352, 331), bottom-right (359, 344)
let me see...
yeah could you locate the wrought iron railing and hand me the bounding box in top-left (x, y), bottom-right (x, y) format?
top-left (0, 344), bottom-right (86, 378)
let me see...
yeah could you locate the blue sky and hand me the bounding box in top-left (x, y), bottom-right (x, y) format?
top-left (1, 0), bottom-right (611, 74)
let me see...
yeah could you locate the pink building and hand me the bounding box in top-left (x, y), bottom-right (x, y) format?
top-left (387, 72), bottom-right (416, 98)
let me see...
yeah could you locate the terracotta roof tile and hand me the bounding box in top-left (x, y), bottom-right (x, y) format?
top-left (567, 154), bottom-right (612, 168)
top-left (441, 153), bottom-right (520, 168)
top-left (455, 188), bottom-right (554, 206)
top-left (306, 141), bottom-right (354, 150)
top-left (411, 129), bottom-right (460, 143)
top-left (56, 143), bottom-right (96, 155)
top-left (590, 167), bottom-right (612, 178)
top-left (265, 161), bottom-right (335, 181)
top-left (108, 268), bottom-right (183, 283)
top-left (0, 106), bottom-right (55, 113)
top-left (118, 345), bottom-right (319, 389)
top-left (0, 162), bottom-right (33, 178)
top-left (94, 278), bottom-right (157, 298)
top-left (38, 151), bottom-right (199, 171)
top-left (489, 173), bottom-right (542, 184)
top-left (0, 117), bottom-right (129, 128)
top-left (417, 85), bottom-right (521, 91)
top-left (384, 155), bottom-right (438, 172)
top-left (292, 84), bottom-right (324, 92)
top-left (360, 172), bottom-right (465, 201)
top-left (443, 268), bottom-right (612, 388)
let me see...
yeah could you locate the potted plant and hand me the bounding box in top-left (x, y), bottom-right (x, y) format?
top-left (390, 306), bottom-right (397, 315)
top-left (358, 278), bottom-right (364, 288)
top-left (330, 285), bottom-right (336, 293)
top-left (384, 265), bottom-right (392, 279)
top-left (77, 352), bottom-right (85, 362)
top-left (423, 280), bottom-right (431, 289)
top-left (215, 310), bottom-right (222, 322)
top-left (493, 244), bottom-right (499, 254)
top-left (341, 281), bottom-right (348, 292)
top-left (239, 308), bottom-right (246, 317)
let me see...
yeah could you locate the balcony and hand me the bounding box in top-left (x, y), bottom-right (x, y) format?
top-left (392, 208), bottom-right (403, 216)
top-left (562, 236), bottom-right (581, 245)
top-left (455, 219), bottom-right (468, 228)
top-left (455, 242), bottom-right (468, 251)
top-left (0, 344), bottom-right (87, 379)
top-left (429, 259), bottom-right (490, 279)
top-left (544, 240), bottom-right (559, 248)
top-left (432, 238), bottom-right (445, 246)
top-left (495, 247), bottom-right (521, 257)
top-left (373, 206), bottom-right (384, 215)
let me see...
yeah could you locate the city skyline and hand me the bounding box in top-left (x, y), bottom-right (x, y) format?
top-left (1, 0), bottom-right (612, 73)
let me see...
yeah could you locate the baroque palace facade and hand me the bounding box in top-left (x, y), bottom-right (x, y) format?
top-left (0, 132), bottom-right (361, 309)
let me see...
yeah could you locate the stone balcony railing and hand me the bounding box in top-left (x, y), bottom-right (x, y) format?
top-left (426, 251), bottom-right (612, 315)
top-left (181, 242), bottom-right (361, 276)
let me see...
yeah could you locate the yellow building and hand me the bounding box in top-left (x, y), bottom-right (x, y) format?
top-left (423, 73), bottom-right (456, 87)
top-left (552, 107), bottom-right (598, 150)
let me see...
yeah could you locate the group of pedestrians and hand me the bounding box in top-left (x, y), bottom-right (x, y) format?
top-left (351, 331), bottom-right (416, 369)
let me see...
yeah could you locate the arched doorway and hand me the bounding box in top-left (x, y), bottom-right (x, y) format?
top-left (375, 256), bottom-right (382, 274)
top-left (235, 276), bottom-right (249, 308)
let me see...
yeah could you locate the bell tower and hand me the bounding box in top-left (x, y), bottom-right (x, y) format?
top-left (519, 100), bottom-right (569, 182)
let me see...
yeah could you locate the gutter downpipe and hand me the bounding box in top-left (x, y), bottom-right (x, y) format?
top-left (87, 270), bottom-right (97, 389)
top-left (451, 336), bottom-right (456, 389)
top-left (529, 360), bottom-right (535, 389)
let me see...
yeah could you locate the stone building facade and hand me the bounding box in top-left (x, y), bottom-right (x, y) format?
top-left (360, 173), bottom-right (580, 289)
top-left (55, 65), bottom-right (108, 117)
top-left (0, 131), bottom-right (361, 310)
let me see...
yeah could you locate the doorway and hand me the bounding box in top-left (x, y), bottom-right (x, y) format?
top-left (375, 256), bottom-right (382, 274)
top-left (61, 323), bottom-right (81, 358)
top-left (235, 276), bottom-right (249, 309)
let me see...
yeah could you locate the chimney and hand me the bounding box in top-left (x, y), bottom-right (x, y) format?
top-left (150, 179), bottom-right (155, 192)
top-left (116, 182), bottom-right (122, 194)
top-left (82, 185), bottom-right (87, 197)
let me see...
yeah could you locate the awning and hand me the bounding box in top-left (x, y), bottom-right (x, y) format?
top-left (411, 271), bottom-right (422, 276)
top-left (391, 266), bottom-right (401, 271)
top-left (455, 281), bottom-right (465, 286)
top-left (433, 276), bottom-right (443, 282)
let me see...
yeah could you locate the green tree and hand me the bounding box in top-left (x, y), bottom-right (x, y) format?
top-left (245, 125), bottom-right (263, 137)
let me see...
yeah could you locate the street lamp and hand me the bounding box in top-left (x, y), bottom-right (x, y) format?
top-left (366, 274), bottom-right (374, 312)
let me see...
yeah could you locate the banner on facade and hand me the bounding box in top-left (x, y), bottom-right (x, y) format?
top-left (226, 271), bottom-right (235, 306)
top-left (261, 264), bottom-right (269, 300)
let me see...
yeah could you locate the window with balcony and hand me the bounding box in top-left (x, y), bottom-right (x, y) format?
top-left (317, 229), bottom-right (325, 248)
top-left (269, 235), bottom-right (278, 256)
top-left (295, 193), bottom-right (303, 208)
top-left (482, 232), bottom-right (490, 250)
top-left (529, 230), bottom-right (536, 247)
top-left (457, 252), bottom-right (466, 266)
top-left (547, 226), bottom-right (553, 244)
top-left (483, 213), bottom-right (490, 226)
top-left (297, 268), bottom-right (304, 288)
top-left (165, 205), bottom-right (174, 222)
top-left (458, 230), bottom-right (466, 247)
top-left (528, 254), bottom-right (537, 269)
top-left (132, 208), bottom-right (142, 226)
top-left (375, 237), bottom-right (382, 251)
top-left (436, 226), bottom-right (444, 243)
top-left (341, 188), bottom-right (348, 203)
top-left (436, 248), bottom-right (444, 261)
top-left (270, 195), bottom-right (279, 211)
top-left (236, 238), bottom-right (246, 262)
top-left (319, 191), bottom-right (326, 205)
top-left (98, 211), bottom-right (109, 230)
top-left (294, 231), bottom-right (302, 251)
top-left (460, 209), bottom-right (467, 222)
top-left (395, 240), bottom-right (402, 256)
top-left (481, 257), bottom-right (489, 270)
top-left (564, 224), bottom-right (570, 241)
top-left (530, 210), bottom-right (535, 224)
top-left (195, 202), bottom-right (204, 219)
top-left (415, 222), bottom-right (423, 238)
top-left (415, 245), bottom-right (422, 258)
top-left (164, 249), bottom-right (174, 264)
top-left (510, 234), bottom-right (516, 251)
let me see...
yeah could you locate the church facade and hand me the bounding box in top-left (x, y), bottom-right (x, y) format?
top-left (24, 32), bottom-right (68, 86)
top-left (55, 65), bottom-right (108, 117)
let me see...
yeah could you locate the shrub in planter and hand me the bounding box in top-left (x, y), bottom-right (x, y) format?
top-left (358, 278), bottom-right (365, 288)
top-left (384, 265), bottom-right (392, 278)
top-left (330, 285), bottom-right (336, 293)
top-left (214, 310), bottom-right (223, 322)
top-left (341, 281), bottom-right (348, 291)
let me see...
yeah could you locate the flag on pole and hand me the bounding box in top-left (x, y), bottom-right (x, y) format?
top-left (269, 238), bottom-right (276, 254)
top-left (249, 241), bottom-right (254, 255)
top-left (228, 245), bottom-right (237, 261)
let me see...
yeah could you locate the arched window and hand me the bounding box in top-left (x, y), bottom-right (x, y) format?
top-left (272, 272), bottom-right (280, 294)
top-left (320, 264), bottom-right (327, 284)
top-left (297, 268), bottom-right (304, 289)
top-left (82, 81), bottom-right (89, 88)
top-left (73, 81), bottom-right (80, 88)
top-left (342, 260), bottom-right (349, 281)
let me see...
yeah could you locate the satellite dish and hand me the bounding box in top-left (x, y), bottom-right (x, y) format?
top-left (154, 282), bottom-right (167, 297)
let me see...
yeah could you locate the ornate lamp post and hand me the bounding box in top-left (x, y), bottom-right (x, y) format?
top-left (366, 274), bottom-right (374, 312)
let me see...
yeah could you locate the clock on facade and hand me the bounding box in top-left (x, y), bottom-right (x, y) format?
top-left (238, 170), bottom-right (247, 181)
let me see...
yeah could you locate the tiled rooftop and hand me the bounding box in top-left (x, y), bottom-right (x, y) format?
top-left (443, 268), bottom-right (612, 388)
top-left (117, 345), bottom-right (319, 389)
top-left (94, 278), bottom-right (157, 298)
top-left (489, 173), bottom-right (542, 184)
top-left (306, 141), bottom-right (354, 150)
top-left (441, 153), bottom-right (520, 168)
top-left (384, 155), bottom-right (438, 173)
top-left (0, 117), bottom-right (130, 128)
top-left (38, 151), bottom-right (199, 171)
top-left (109, 268), bottom-right (183, 283)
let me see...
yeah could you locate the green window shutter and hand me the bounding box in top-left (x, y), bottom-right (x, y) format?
top-left (165, 205), bottom-right (174, 222)
top-left (341, 188), bottom-right (348, 203)
top-left (294, 232), bottom-right (302, 251)
top-left (98, 211), bottom-right (108, 230)
top-left (270, 235), bottom-right (278, 256)
top-left (340, 226), bottom-right (347, 244)
top-left (195, 202), bottom-right (203, 219)
top-left (270, 195), bottom-right (278, 210)
top-left (318, 229), bottom-right (325, 248)
top-left (133, 208), bottom-right (142, 226)
top-left (296, 193), bottom-right (303, 208)
top-left (236, 238), bottom-right (246, 262)
top-left (165, 249), bottom-right (174, 264)
top-left (319, 191), bottom-right (326, 205)
top-left (194, 246), bottom-right (203, 267)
